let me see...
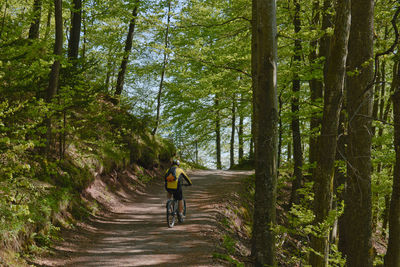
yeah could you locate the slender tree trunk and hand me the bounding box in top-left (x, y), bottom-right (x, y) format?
top-left (68, 0), bottom-right (81, 61)
top-left (384, 63), bottom-right (400, 267)
top-left (44, 2), bottom-right (52, 40)
top-left (230, 94), bottom-right (236, 168)
top-left (278, 92), bottom-right (283, 169)
top-left (309, 0), bottom-right (351, 265)
top-left (251, 0), bottom-right (278, 265)
top-left (153, 0), bottom-right (171, 135)
top-left (289, 0), bottom-right (303, 207)
top-left (309, 0), bottom-right (333, 171)
top-left (45, 0), bottom-right (63, 155)
top-left (81, 9), bottom-right (87, 59)
top-left (250, 0), bottom-right (257, 164)
top-left (382, 62), bottom-right (398, 235)
top-left (0, 1), bottom-right (8, 41)
top-left (115, 0), bottom-right (139, 96)
top-left (238, 94), bottom-right (244, 162)
top-left (249, 137), bottom-right (254, 160)
top-left (336, 108), bottom-right (347, 251)
top-left (29, 0), bottom-right (42, 40)
top-left (341, 0), bottom-right (374, 266)
top-left (215, 96), bottom-right (222, 170)
top-left (47, 0), bottom-right (63, 102)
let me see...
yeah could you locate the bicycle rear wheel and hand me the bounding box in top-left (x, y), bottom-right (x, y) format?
top-left (166, 200), bottom-right (175, 228)
top-left (183, 199), bottom-right (186, 216)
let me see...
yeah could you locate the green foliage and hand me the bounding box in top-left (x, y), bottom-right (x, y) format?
top-left (212, 252), bottom-right (244, 267)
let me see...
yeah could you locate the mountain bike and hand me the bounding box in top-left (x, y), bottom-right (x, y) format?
top-left (166, 185), bottom-right (189, 228)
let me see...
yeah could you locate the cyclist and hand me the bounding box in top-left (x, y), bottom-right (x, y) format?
top-left (164, 159), bottom-right (192, 221)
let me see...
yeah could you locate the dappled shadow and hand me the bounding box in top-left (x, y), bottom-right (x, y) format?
top-left (35, 170), bottom-right (252, 267)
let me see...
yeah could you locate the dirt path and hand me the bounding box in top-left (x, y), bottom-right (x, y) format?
top-left (35, 170), bottom-right (252, 267)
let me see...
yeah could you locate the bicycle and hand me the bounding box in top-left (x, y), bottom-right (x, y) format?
top-left (166, 184), bottom-right (189, 228)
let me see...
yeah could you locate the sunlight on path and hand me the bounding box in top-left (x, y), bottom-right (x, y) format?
top-left (38, 170), bottom-right (252, 267)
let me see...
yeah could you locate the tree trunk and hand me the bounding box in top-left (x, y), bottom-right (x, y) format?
top-left (152, 0), bottom-right (171, 136)
top-left (47, 0), bottom-right (63, 102)
top-left (115, 0), bottom-right (139, 96)
top-left (382, 62), bottom-right (398, 235)
top-left (384, 64), bottom-right (400, 267)
top-left (289, 0), bottom-right (303, 207)
top-left (309, 0), bottom-right (333, 171)
top-left (336, 109), bottom-right (347, 251)
top-left (341, 0), bottom-right (374, 266)
top-left (230, 94), bottom-right (236, 168)
top-left (278, 92), bottom-right (283, 169)
top-left (238, 93), bottom-right (244, 162)
top-left (250, 0), bottom-right (257, 164)
top-left (81, 9), bottom-right (87, 59)
top-left (215, 96), bottom-right (222, 170)
top-left (29, 0), bottom-right (42, 40)
top-left (251, 0), bottom-right (278, 265)
top-left (67, 0), bottom-right (81, 61)
top-left (45, 0), bottom-right (63, 155)
top-left (309, 0), bottom-right (351, 265)
top-left (44, 2), bottom-right (52, 40)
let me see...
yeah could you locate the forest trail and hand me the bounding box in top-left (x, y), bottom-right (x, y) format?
top-left (35, 170), bottom-right (252, 267)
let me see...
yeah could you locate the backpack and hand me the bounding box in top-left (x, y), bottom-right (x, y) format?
top-left (165, 167), bottom-right (179, 190)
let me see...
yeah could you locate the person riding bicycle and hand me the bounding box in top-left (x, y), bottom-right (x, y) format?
top-left (164, 159), bottom-right (192, 221)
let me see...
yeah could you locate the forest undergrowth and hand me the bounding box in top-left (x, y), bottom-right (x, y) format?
top-left (214, 165), bottom-right (391, 267)
top-left (0, 93), bottom-right (175, 266)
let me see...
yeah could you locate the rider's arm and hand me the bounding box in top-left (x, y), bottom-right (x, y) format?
top-left (181, 171), bottom-right (192, 185)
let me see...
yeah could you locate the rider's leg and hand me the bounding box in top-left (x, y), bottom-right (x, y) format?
top-left (178, 200), bottom-right (183, 213)
top-left (167, 192), bottom-right (172, 199)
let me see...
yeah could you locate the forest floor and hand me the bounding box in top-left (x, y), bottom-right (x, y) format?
top-left (33, 169), bottom-right (253, 267)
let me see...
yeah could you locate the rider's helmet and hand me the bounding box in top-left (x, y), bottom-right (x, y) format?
top-left (172, 159), bottom-right (180, 166)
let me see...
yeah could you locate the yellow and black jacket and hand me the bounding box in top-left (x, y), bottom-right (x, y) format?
top-left (164, 165), bottom-right (192, 190)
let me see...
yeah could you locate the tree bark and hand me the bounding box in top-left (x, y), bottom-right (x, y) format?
top-left (289, 0), bottom-right (303, 207)
top-left (230, 94), bottom-right (236, 168)
top-left (309, 0), bottom-right (351, 265)
top-left (238, 94), bottom-right (244, 162)
top-left (309, 0), bottom-right (333, 171)
top-left (152, 0), bottom-right (171, 136)
top-left (341, 0), bottom-right (374, 266)
top-left (278, 92), bottom-right (283, 169)
top-left (115, 0), bottom-right (139, 96)
top-left (384, 63), bottom-right (400, 267)
top-left (382, 62), bottom-right (398, 235)
top-left (251, 0), bottom-right (278, 265)
top-left (47, 0), bottom-right (63, 102)
top-left (215, 96), bottom-right (222, 170)
top-left (44, 2), bottom-right (52, 40)
top-left (45, 0), bottom-right (63, 156)
top-left (29, 0), bottom-right (42, 40)
top-left (67, 0), bottom-right (81, 61)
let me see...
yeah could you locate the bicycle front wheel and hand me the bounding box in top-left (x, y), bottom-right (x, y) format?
top-left (166, 200), bottom-right (175, 228)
